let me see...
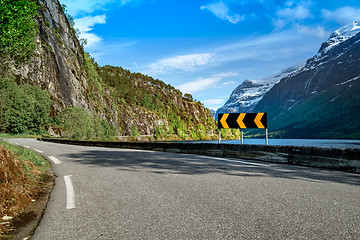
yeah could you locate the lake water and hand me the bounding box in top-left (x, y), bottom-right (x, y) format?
top-left (193, 139), bottom-right (360, 149)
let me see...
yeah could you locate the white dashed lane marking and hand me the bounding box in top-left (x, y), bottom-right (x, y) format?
top-left (49, 156), bottom-right (62, 164)
top-left (64, 175), bottom-right (76, 209)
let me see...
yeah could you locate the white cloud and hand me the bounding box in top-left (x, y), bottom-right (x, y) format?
top-left (272, 1), bottom-right (328, 38)
top-left (75, 15), bottom-right (106, 32)
top-left (213, 31), bottom-right (303, 63)
top-left (145, 53), bottom-right (215, 75)
top-left (200, 1), bottom-right (244, 24)
top-left (177, 72), bottom-right (238, 94)
top-left (74, 15), bottom-right (106, 48)
top-left (295, 24), bottom-right (328, 38)
top-left (277, 3), bottom-right (311, 21)
top-left (223, 81), bottom-right (236, 85)
top-left (201, 98), bottom-right (226, 105)
top-left (274, 1), bottom-right (313, 31)
top-left (322, 6), bottom-right (360, 25)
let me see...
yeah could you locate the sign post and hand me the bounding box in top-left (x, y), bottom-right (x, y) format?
top-left (218, 113), bottom-right (268, 145)
top-left (241, 129), bottom-right (243, 144)
top-left (265, 128), bottom-right (268, 145)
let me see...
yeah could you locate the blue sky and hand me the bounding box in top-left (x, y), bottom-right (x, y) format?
top-left (59, 0), bottom-right (360, 110)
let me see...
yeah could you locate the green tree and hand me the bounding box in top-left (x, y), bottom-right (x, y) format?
top-left (184, 93), bottom-right (193, 101)
top-left (131, 125), bottom-right (139, 138)
top-left (84, 52), bottom-right (102, 90)
top-left (221, 128), bottom-right (230, 139)
top-left (62, 107), bottom-right (94, 140)
top-left (189, 129), bottom-right (197, 139)
top-left (196, 124), bottom-right (206, 140)
top-left (93, 113), bottom-right (116, 141)
top-left (154, 125), bottom-right (165, 139)
top-left (0, 0), bottom-right (38, 69)
top-left (232, 129), bottom-right (241, 139)
top-left (177, 128), bottom-right (186, 140)
top-left (0, 77), bottom-right (51, 134)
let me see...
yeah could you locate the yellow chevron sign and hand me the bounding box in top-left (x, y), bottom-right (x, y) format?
top-left (236, 113), bottom-right (246, 129)
top-left (220, 113), bottom-right (229, 128)
top-left (218, 113), bottom-right (267, 129)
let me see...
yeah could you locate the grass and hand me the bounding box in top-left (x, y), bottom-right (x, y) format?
top-left (0, 140), bottom-right (50, 174)
top-left (0, 133), bottom-right (43, 139)
top-left (0, 140), bottom-right (51, 236)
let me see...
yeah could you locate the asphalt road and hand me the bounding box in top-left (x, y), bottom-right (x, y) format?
top-left (4, 138), bottom-right (360, 240)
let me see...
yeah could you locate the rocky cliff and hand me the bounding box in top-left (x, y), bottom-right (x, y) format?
top-left (11, 0), bottom-right (89, 112)
top-left (3, 0), bottom-right (214, 137)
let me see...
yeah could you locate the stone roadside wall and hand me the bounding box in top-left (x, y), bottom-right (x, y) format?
top-left (40, 138), bottom-right (360, 173)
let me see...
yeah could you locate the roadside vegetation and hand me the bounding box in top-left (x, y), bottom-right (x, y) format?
top-left (0, 0), bottom-right (38, 72)
top-left (0, 77), bottom-right (51, 135)
top-left (0, 140), bottom-right (51, 236)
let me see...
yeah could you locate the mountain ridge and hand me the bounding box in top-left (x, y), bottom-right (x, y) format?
top-left (216, 64), bottom-right (302, 120)
top-left (218, 21), bottom-right (360, 138)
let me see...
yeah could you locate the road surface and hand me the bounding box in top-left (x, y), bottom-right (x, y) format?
top-left (3, 138), bottom-right (360, 239)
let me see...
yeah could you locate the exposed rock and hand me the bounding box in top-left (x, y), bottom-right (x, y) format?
top-left (5, 0), bottom-right (214, 137)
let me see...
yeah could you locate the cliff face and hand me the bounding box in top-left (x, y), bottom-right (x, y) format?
top-left (6, 0), bottom-right (214, 137)
top-left (11, 0), bottom-right (89, 112)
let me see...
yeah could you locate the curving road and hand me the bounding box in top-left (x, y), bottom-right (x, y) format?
top-left (4, 138), bottom-right (360, 239)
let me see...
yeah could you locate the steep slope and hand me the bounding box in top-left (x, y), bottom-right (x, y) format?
top-left (255, 21), bottom-right (360, 138)
top-left (97, 65), bottom-right (215, 136)
top-left (10, 0), bottom-right (90, 112)
top-left (216, 65), bottom-right (301, 119)
top-left (2, 0), bottom-right (215, 138)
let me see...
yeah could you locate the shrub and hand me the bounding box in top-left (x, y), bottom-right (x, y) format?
top-left (177, 128), bottom-right (187, 140)
top-left (196, 124), bottom-right (206, 140)
top-left (131, 125), bottom-right (139, 138)
top-left (221, 128), bottom-right (231, 139)
top-left (62, 107), bottom-right (93, 140)
top-left (0, 77), bottom-right (51, 134)
top-left (84, 52), bottom-right (102, 90)
top-left (189, 129), bottom-right (197, 139)
top-left (154, 125), bottom-right (165, 139)
top-left (93, 113), bottom-right (117, 141)
top-left (0, 0), bottom-right (38, 67)
top-left (233, 129), bottom-right (241, 139)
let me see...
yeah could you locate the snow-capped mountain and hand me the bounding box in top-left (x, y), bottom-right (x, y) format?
top-left (218, 21), bottom-right (360, 138)
top-left (318, 21), bottom-right (360, 53)
top-left (216, 64), bottom-right (302, 119)
top-left (254, 21), bottom-right (360, 138)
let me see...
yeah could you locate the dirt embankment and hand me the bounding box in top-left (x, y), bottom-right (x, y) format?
top-left (0, 144), bottom-right (54, 239)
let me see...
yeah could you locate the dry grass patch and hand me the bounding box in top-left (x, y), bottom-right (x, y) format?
top-left (0, 141), bottom-right (50, 237)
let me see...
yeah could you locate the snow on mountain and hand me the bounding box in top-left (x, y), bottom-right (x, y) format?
top-left (216, 64), bottom-right (302, 118)
top-left (216, 21), bottom-right (360, 121)
top-left (318, 21), bottom-right (360, 54)
top-left (253, 21), bottom-right (360, 138)
top-left (297, 20), bottom-right (360, 84)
